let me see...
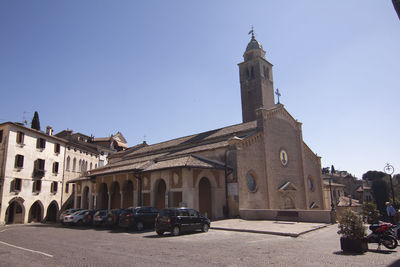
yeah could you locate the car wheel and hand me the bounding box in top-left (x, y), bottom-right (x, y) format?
top-left (172, 226), bottom-right (180, 236)
top-left (136, 221), bottom-right (144, 231)
top-left (77, 220), bottom-right (83, 226)
top-left (156, 230), bottom-right (164, 236)
top-left (202, 224), bottom-right (209, 232)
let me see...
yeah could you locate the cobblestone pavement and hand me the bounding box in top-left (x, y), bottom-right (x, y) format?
top-left (0, 223), bottom-right (399, 266)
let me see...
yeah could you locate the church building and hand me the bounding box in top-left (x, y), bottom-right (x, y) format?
top-left (71, 33), bottom-right (330, 223)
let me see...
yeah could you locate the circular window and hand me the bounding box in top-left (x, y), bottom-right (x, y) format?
top-left (247, 173), bottom-right (257, 192)
top-left (307, 177), bottom-right (313, 191)
top-left (280, 149), bottom-right (288, 166)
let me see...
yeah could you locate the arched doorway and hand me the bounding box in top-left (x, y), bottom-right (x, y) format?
top-left (46, 201), bottom-right (59, 222)
top-left (199, 177), bottom-right (212, 219)
top-left (110, 182), bottom-right (121, 209)
top-left (98, 183), bottom-right (109, 210)
top-left (6, 200), bottom-right (24, 224)
top-left (122, 180), bottom-right (134, 208)
top-left (29, 201), bottom-right (43, 223)
top-left (82, 186), bottom-right (90, 209)
top-left (155, 179), bottom-right (166, 211)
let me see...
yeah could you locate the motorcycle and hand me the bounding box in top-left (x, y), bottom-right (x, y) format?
top-left (389, 224), bottom-right (400, 240)
top-left (367, 223), bottom-right (398, 249)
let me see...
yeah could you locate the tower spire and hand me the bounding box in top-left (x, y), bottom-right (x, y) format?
top-left (239, 32), bottom-right (275, 122)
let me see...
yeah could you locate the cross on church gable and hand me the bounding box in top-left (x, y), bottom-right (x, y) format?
top-left (275, 88), bottom-right (281, 104)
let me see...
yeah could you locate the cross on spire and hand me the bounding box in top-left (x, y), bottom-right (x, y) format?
top-left (248, 25), bottom-right (255, 38)
top-left (275, 88), bottom-right (281, 104)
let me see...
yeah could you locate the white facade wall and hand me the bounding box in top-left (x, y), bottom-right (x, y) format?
top-left (0, 123), bottom-right (66, 224)
top-left (62, 146), bottom-right (100, 206)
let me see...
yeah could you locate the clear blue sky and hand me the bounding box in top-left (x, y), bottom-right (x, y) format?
top-left (1, 1), bottom-right (399, 178)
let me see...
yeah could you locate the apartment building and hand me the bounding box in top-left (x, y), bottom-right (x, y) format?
top-left (0, 122), bottom-right (66, 224)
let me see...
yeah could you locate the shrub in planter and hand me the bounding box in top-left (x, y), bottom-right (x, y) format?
top-left (361, 202), bottom-right (379, 224)
top-left (337, 209), bottom-right (368, 253)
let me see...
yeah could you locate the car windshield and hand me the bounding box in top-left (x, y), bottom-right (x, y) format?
top-left (76, 210), bottom-right (87, 215)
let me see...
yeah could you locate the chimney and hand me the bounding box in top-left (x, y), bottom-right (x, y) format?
top-left (46, 126), bottom-right (53, 136)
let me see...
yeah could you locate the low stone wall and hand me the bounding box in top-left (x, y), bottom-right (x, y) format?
top-left (239, 209), bottom-right (332, 223)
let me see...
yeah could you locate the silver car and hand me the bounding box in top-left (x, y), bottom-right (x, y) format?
top-left (63, 210), bottom-right (89, 225)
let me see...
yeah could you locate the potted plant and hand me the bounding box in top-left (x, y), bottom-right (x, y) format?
top-left (337, 209), bottom-right (368, 253)
top-left (361, 202), bottom-right (379, 224)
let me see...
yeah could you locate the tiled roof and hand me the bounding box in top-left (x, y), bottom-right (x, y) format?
top-left (143, 155), bottom-right (227, 172)
top-left (88, 121), bottom-right (257, 177)
top-left (337, 196), bottom-right (361, 207)
top-left (116, 121), bottom-right (257, 161)
top-left (87, 161), bottom-right (153, 176)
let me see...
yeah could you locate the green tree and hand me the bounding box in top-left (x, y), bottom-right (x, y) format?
top-left (362, 170), bottom-right (386, 181)
top-left (31, 111), bottom-right (40, 131)
top-left (331, 165), bottom-right (336, 174)
top-left (371, 179), bottom-right (389, 216)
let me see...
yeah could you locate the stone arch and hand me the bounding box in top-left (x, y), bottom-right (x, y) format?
top-left (110, 181), bottom-right (121, 209)
top-left (154, 179), bottom-right (167, 211)
top-left (198, 177), bottom-right (212, 218)
top-left (28, 200), bottom-right (44, 223)
top-left (5, 198), bottom-right (25, 224)
top-left (82, 186), bottom-right (90, 209)
top-left (98, 183), bottom-right (109, 210)
top-left (122, 180), bottom-right (134, 208)
top-left (46, 201), bottom-right (59, 222)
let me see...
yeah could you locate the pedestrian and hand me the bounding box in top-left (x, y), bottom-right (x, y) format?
top-left (386, 202), bottom-right (396, 224)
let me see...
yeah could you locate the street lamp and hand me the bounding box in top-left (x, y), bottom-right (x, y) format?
top-left (328, 178), bottom-right (335, 211)
top-left (384, 163), bottom-right (395, 205)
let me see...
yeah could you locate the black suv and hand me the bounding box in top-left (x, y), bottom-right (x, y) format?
top-left (118, 206), bottom-right (159, 231)
top-left (155, 208), bottom-right (210, 236)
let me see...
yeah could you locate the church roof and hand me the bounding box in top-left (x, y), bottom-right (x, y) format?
top-left (110, 121), bottom-right (257, 161)
top-left (87, 121), bottom-right (257, 177)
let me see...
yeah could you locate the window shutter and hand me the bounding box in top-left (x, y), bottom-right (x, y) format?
top-left (10, 179), bottom-right (15, 192)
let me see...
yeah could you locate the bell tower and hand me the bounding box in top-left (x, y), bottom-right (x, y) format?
top-left (238, 32), bottom-right (275, 123)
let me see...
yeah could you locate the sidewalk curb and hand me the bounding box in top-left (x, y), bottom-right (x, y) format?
top-left (211, 224), bottom-right (329, 238)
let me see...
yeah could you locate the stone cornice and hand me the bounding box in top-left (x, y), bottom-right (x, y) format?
top-left (257, 104), bottom-right (302, 131)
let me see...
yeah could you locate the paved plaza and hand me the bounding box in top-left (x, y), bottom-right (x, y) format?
top-left (0, 221), bottom-right (399, 266)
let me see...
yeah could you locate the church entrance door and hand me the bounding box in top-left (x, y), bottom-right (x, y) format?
top-left (155, 179), bottom-right (166, 211)
top-left (199, 177), bottom-right (212, 219)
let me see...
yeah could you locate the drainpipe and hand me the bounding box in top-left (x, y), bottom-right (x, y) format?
top-left (224, 149), bottom-right (232, 218)
top-left (60, 143), bottom-right (67, 210)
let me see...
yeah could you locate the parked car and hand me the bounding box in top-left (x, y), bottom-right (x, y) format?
top-left (92, 210), bottom-right (109, 227)
top-left (104, 209), bottom-right (124, 228)
top-left (155, 208), bottom-right (210, 236)
top-left (81, 210), bottom-right (97, 226)
top-left (63, 209), bottom-right (90, 226)
top-left (59, 208), bottom-right (83, 225)
top-left (118, 206), bottom-right (159, 231)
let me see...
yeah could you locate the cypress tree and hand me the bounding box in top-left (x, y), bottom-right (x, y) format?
top-left (31, 111), bottom-right (41, 131)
